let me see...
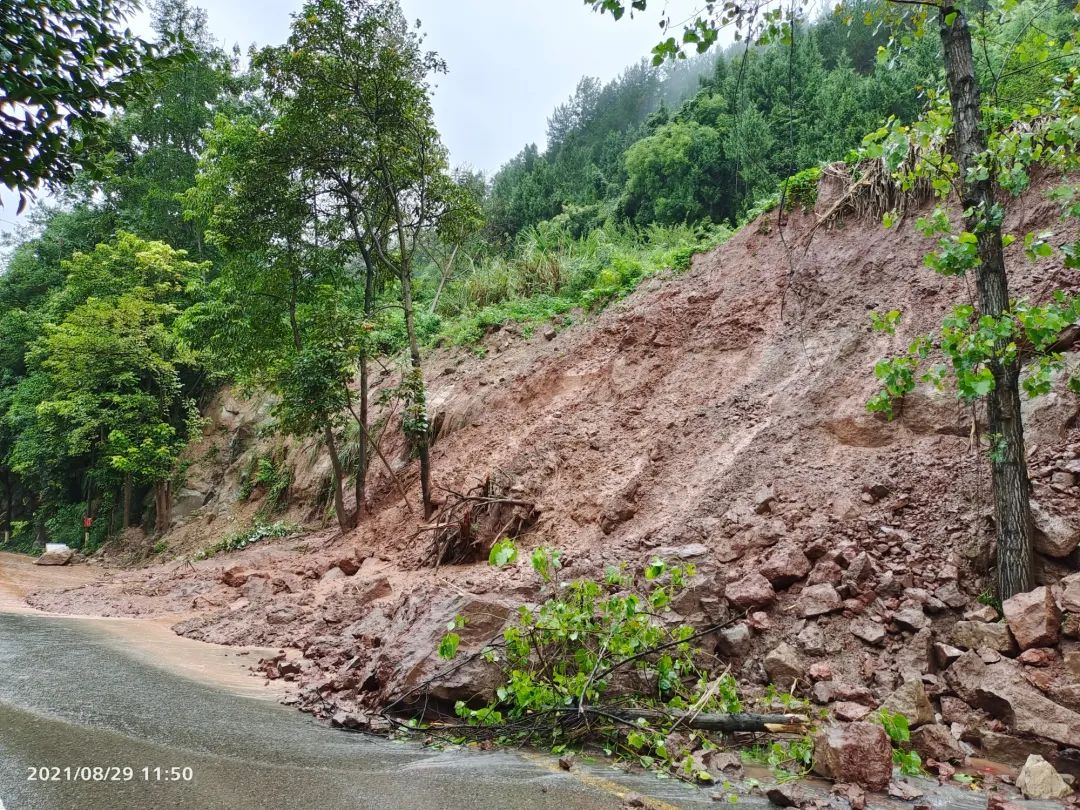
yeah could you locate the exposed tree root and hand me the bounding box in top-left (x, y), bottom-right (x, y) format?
top-left (417, 470), bottom-right (538, 568)
top-left (807, 155), bottom-right (934, 240)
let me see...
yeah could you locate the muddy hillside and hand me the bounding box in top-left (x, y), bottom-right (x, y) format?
top-left (31, 172), bottom-right (1080, 774)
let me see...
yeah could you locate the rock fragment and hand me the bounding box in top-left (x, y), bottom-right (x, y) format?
top-left (850, 618), bottom-right (886, 646)
top-left (716, 622), bottom-right (752, 658)
top-left (1031, 500), bottom-right (1080, 557)
top-left (950, 620), bottom-right (1014, 653)
top-left (764, 642), bottom-right (804, 686)
top-left (880, 679), bottom-right (934, 727)
top-left (910, 724), bottom-right (965, 763)
top-left (724, 572), bottom-right (776, 608)
top-left (1002, 586), bottom-right (1060, 650)
top-left (1016, 754), bottom-right (1072, 800)
top-left (760, 545), bottom-right (811, 588)
top-left (811, 722), bottom-right (892, 792)
top-left (796, 583), bottom-right (842, 617)
top-left (35, 543), bottom-right (74, 566)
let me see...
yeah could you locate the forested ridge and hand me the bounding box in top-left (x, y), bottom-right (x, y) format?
top-left (0, 0), bottom-right (1076, 566)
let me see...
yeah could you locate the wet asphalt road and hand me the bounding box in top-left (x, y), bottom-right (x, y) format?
top-left (1, 608), bottom-right (1042, 810)
top-left (0, 611), bottom-right (715, 810)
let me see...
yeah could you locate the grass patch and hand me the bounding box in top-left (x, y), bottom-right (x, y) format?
top-left (431, 220), bottom-right (732, 347)
top-left (193, 520), bottom-right (297, 560)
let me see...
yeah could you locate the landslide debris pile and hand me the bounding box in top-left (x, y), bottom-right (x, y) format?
top-left (30, 177), bottom-right (1080, 783)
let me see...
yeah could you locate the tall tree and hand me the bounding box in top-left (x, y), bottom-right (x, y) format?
top-left (257, 0), bottom-right (457, 519)
top-left (96, 0), bottom-right (240, 254)
top-left (182, 115), bottom-right (360, 531)
top-left (936, 5), bottom-right (1031, 595)
top-left (6, 233), bottom-right (203, 534)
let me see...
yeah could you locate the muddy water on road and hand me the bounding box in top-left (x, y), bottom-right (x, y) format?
top-left (0, 608), bottom-right (678, 810)
top-left (0, 551), bottom-right (281, 701)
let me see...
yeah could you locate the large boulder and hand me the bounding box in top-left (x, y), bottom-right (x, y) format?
top-left (979, 730), bottom-right (1058, 769)
top-left (1002, 587), bottom-right (1060, 650)
top-left (945, 651), bottom-right (1080, 747)
top-left (812, 722), bottom-right (893, 791)
top-left (35, 543), bottom-right (73, 566)
top-left (1016, 754), bottom-right (1072, 800)
top-left (390, 592), bottom-right (515, 705)
top-left (1030, 500), bottom-right (1080, 558)
top-left (171, 487), bottom-right (208, 522)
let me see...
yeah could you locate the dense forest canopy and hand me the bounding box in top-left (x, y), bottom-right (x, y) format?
top-left (0, 0), bottom-right (1076, 558)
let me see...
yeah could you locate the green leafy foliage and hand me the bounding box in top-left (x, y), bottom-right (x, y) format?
top-left (781, 167), bottom-right (822, 211)
top-left (488, 537), bottom-right (519, 567)
top-left (0, 0), bottom-right (155, 201)
top-left (497, 2), bottom-right (938, 239)
top-left (238, 453), bottom-right (292, 515)
top-left (193, 520), bottom-right (296, 560)
top-left (43, 501), bottom-right (109, 552)
top-left (433, 220), bottom-right (731, 346)
top-left (435, 552), bottom-right (814, 780)
top-left (869, 309), bottom-right (901, 335)
top-left (875, 708), bottom-right (924, 777)
top-left (745, 737), bottom-right (814, 781)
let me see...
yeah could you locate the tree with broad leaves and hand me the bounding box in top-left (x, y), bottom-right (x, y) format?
top-left (589, 0), bottom-right (1080, 599)
top-left (0, 0), bottom-right (155, 208)
top-left (7, 233), bottom-right (204, 533)
top-left (181, 114), bottom-right (362, 532)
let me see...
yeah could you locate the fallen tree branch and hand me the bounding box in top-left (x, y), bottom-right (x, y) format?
top-left (418, 472), bottom-right (538, 567)
top-left (418, 707), bottom-right (810, 737)
top-left (592, 707), bottom-right (811, 735)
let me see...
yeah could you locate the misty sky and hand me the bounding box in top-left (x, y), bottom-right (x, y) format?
top-left (1, 0), bottom-right (703, 236)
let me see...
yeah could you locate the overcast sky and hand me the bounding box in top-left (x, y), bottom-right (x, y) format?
top-left (1, 0), bottom-right (703, 237)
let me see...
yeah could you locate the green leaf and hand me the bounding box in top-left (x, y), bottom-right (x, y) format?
top-left (438, 632), bottom-right (460, 660)
top-left (489, 537), bottom-right (519, 567)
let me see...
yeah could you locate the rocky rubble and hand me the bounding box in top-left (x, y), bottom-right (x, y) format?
top-left (23, 174), bottom-right (1080, 800)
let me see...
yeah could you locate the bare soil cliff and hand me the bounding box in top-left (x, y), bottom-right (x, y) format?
top-left (29, 174), bottom-right (1080, 774)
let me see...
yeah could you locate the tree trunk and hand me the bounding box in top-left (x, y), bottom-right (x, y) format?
top-left (123, 474), bottom-right (133, 530)
top-left (323, 424), bottom-right (352, 531)
top-left (428, 244), bottom-right (459, 314)
top-left (939, 7), bottom-right (1034, 599)
top-left (355, 258), bottom-right (376, 522)
top-left (154, 480), bottom-right (171, 534)
top-left (4, 471), bottom-right (11, 543)
top-left (30, 491), bottom-right (47, 547)
top-left (400, 259), bottom-right (434, 518)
